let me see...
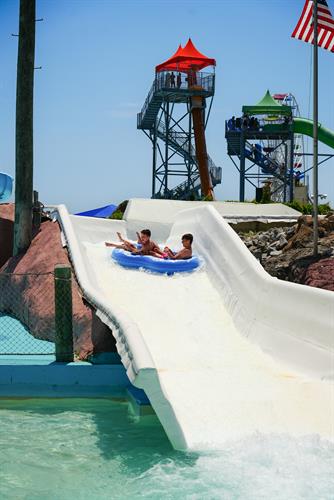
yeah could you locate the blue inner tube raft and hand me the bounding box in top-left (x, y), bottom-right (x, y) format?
top-left (111, 248), bottom-right (201, 274)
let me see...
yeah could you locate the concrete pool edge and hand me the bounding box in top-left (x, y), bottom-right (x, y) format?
top-left (0, 360), bottom-right (131, 397)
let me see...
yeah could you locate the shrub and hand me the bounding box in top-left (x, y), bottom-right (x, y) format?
top-left (284, 201), bottom-right (332, 215)
top-left (109, 210), bottom-right (123, 220)
top-left (108, 200), bottom-right (128, 220)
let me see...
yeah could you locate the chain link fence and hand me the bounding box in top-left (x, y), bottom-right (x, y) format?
top-left (0, 268), bottom-right (73, 358)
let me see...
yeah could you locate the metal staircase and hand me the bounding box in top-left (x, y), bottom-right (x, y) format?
top-left (137, 81), bottom-right (162, 130)
top-left (226, 132), bottom-right (241, 155)
top-left (225, 117), bottom-right (294, 202)
top-left (137, 73), bottom-right (221, 200)
top-left (156, 123), bottom-right (221, 186)
top-left (244, 146), bottom-right (287, 183)
top-left (226, 133), bottom-right (290, 185)
top-left (137, 80), bottom-right (221, 199)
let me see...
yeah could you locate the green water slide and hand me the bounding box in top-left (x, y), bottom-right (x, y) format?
top-left (293, 118), bottom-right (334, 149)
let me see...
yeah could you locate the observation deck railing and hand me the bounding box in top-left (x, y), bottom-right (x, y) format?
top-left (155, 71), bottom-right (215, 94)
top-left (225, 118), bottom-right (291, 135)
top-left (137, 71), bottom-right (215, 128)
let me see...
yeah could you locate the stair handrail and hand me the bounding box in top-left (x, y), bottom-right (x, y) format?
top-left (245, 141), bottom-right (287, 182)
top-left (157, 122), bottom-right (220, 177)
top-left (164, 160), bottom-right (221, 200)
top-left (138, 79), bottom-right (157, 123)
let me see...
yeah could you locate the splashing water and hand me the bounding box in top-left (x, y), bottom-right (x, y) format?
top-left (0, 399), bottom-right (333, 500)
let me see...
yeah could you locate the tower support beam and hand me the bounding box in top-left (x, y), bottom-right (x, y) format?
top-left (138, 67), bottom-right (221, 200)
top-left (239, 131), bottom-right (246, 202)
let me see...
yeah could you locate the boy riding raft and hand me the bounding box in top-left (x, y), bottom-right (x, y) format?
top-left (105, 230), bottom-right (193, 260)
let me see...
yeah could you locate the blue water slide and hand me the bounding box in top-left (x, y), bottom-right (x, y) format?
top-left (0, 173), bottom-right (14, 202)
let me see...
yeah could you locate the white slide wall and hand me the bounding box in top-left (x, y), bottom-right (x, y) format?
top-left (57, 203), bottom-right (334, 450)
top-left (123, 198), bottom-right (301, 240)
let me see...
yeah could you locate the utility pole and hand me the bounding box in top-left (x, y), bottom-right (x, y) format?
top-left (13, 0), bottom-right (36, 255)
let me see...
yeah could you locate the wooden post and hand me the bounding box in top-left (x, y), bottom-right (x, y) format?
top-left (54, 265), bottom-right (74, 362)
top-left (13, 0), bottom-right (36, 255)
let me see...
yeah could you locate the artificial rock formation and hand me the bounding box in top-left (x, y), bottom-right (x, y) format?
top-left (0, 204), bottom-right (14, 267)
top-left (0, 206), bottom-right (116, 359)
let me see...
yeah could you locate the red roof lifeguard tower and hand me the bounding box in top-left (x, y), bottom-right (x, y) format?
top-left (137, 39), bottom-right (221, 199)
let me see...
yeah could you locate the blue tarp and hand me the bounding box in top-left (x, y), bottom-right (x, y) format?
top-left (75, 204), bottom-right (117, 218)
top-left (0, 172), bottom-right (14, 202)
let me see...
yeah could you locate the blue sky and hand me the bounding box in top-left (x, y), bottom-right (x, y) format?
top-left (1, 0), bottom-right (334, 213)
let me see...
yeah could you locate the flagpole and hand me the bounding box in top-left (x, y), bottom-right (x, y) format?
top-left (313, 0), bottom-right (319, 256)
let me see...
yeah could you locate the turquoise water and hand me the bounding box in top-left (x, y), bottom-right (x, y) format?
top-left (0, 314), bottom-right (55, 355)
top-left (0, 399), bottom-right (333, 499)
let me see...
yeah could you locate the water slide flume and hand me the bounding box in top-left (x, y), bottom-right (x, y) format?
top-left (57, 203), bottom-right (334, 450)
top-left (293, 117), bottom-right (334, 148)
top-left (0, 172), bottom-right (14, 202)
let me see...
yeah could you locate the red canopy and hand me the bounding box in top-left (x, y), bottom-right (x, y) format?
top-left (155, 39), bottom-right (216, 73)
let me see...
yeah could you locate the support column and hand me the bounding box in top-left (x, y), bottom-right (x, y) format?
top-left (151, 128), bottom-right (157, 198)
top-left (289, 132), bottom-right (294, 202)
top-left (191, 96), bottom-right (213, 199)
top-left (283, 142), bottom-right (288, 203)
top-left (239, 130), bottom-right (245, 202)
top-left (187, 104), bottom-right (192, 193)
top-left (164, 101), bottom-right (169, 195)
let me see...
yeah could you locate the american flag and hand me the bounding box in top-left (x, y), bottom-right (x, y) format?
top-left (292, 0), bottom-right (334, 52)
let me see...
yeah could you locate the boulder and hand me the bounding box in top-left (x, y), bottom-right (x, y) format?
top-left (284, 223), bottom-right (313, 250)
top-left (239, 218), bottom-right (334, 292)
top-left (277, 237), bottom-right (288, 250)
top-left (269, 250), bottom-right (283, 257)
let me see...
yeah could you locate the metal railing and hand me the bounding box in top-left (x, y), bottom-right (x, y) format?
top-left (209, 165), bottom-right (222, 185)
top-left (157, 123), bottom-right (221, 186)
top-left (225, 118), bottom-right (291, 133)
top-left (137, 80), bottom-right (157, 127)
top-left (138, 71), bottom-right (215, 126)
top-left (166, 163), bottom-right (222, 200)
top-left (155, 71), bottom-right (215, 94)
top-left (157, 124), bottom-right (192, 155)
top-left (244, 141), bottom-right (287, 182)
top-left (165, 177), bottom-right (200, 200)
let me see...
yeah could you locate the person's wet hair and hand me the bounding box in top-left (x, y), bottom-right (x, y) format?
top-left (141, 229), bottom-right (151, 237)
top-left (182, 233), bottom-right (193, 244)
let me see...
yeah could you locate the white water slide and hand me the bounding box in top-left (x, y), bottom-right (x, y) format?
top-left (57, 200), bottom-right (334, 450)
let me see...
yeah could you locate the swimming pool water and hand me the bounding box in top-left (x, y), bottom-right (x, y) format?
top-left (0, 398), bottom-right (333, 500)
